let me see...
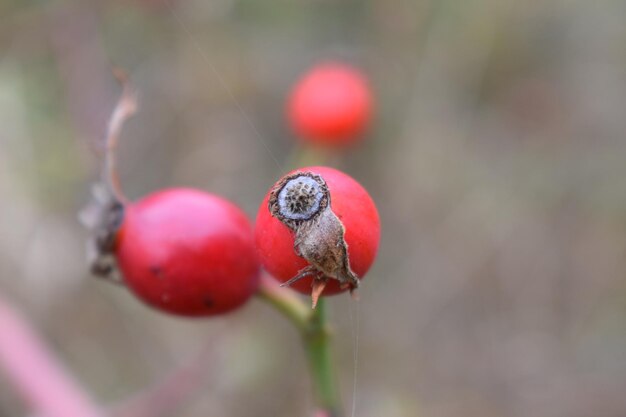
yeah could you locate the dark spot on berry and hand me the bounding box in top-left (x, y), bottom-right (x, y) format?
top-left (203, 298), bottom-right (214, 308)
top-left (150, 265), bottom-right (165, 279)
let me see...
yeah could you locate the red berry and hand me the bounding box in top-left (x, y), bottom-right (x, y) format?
top-left (254, 167), bottom-right (380, 297)
top-left (115, 188), bottom-right (259, 317)
top-left (288, 62), bottom-right (373, 147)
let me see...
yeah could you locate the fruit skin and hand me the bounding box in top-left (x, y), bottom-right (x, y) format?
top-left (255, 167), bottom-right (380, 296)
top-left (288, 62), bottom-right (373, 147)
top-left (115, 189), bottom-right (259, 317)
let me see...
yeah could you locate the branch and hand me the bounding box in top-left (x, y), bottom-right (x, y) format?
top-left (104, 69), bottom-right (137, 204)
top-left (257, 276), bottom-right (342, 416)
top-left (111, 337), bottom-right (219, 417)
top-left (0, 294), bottom-right (104, 417)
top-left (256, 274), bottom-right (311, 331)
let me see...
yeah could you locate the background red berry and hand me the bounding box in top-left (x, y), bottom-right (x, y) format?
top-left (255, 166), bottom-right (380, 296)
top-left (115, 188), bottom-right (259, 317)
top-left (288, 62), bottom-right (373, 147)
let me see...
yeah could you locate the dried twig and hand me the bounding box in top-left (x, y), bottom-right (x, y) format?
top-left (103, 68), bottom-right (137, 204)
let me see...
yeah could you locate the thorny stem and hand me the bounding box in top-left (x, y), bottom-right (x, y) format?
top-left (257, 277), bottom-right (342, 416)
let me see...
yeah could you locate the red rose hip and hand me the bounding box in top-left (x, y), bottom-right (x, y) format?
top-left (288, 62), bottom-right (373, 147)
top-left (84, 75), bottom-right (259, 317)
top-left (255, 167), bottom-right (380, 305)
top-left (114, 188), bottom-right (259, 317)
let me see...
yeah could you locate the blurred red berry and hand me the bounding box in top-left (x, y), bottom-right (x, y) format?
top-left (254, 166), bottom-right (380, 297)
top-left (288, 62), bottom-right (373, 147)
top-left (115, 188), bottom-right (259, 317)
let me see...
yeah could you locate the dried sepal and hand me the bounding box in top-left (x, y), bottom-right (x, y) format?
top-left (80, 69), bottom-right (136, 283)
top-left (268, 171), bottom-right (329, 230)
top-left (268, 171), bottom-right (359, 307)
top-left (80, 183), bottom-right (124, 282)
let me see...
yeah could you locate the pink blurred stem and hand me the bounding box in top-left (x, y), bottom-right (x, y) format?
top-left (0, 295), bottom-right (104, 417)
top-left (112, 336), bottom-right (221, 417)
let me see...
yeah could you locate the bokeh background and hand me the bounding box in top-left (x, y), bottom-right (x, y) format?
top-left (2, 1), bottom-right (626, 416)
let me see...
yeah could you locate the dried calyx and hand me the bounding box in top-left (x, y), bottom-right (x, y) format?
top-left (80, 184), bottom-right (124, 280)
top-left (270, 172), bottom-right (329, 229)
top-left (80, 69), bottom-right (136, 283)
top-left (268, 171), bottom-right (359, 308)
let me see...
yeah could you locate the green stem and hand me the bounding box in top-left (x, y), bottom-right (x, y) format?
top-left (256, 275), bottom-right (309, 331)
top-left (284, 145), bottom-right (334, 170)
top-left (303, 298), bottom-right (341, 416)
top-left (257, 278), bottom-right (342, 416)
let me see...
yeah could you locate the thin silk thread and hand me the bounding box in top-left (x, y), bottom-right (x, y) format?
top-left (349, 295), bottom-right (361, 417)
top-left (165, 1), bottom-right (283, 171)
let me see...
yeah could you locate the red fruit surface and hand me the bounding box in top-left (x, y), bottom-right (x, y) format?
top-left (115, 189), bottom-right (259, 317)
top-left (255, 166), bottom-right (380, 296)
top-left (288, 62), bottom-right (373, 146)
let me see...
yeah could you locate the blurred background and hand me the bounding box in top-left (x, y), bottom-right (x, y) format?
top-left (2, 0), bottom-right (626, 416)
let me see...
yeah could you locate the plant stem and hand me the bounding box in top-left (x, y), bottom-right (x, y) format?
top-left (104, 69), bottom-right (137, 204)
top-left (257, 277), bottom-right (342, 416)
top-left (303, 298), bottom-right (341, 416)
top-left (0, 294), bottom-right (104, 417)
top-left (256, 275), bottom-right (310, 331)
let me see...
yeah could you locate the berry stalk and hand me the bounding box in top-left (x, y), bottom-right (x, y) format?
top-left (303, 298), bottom-right (341, 416)
top-left (104, 69), bottom-right (137, 204)
top-left (257, 277), bottom-right (342, 416)
top-left (257, 274), bottom-right (310, 330)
